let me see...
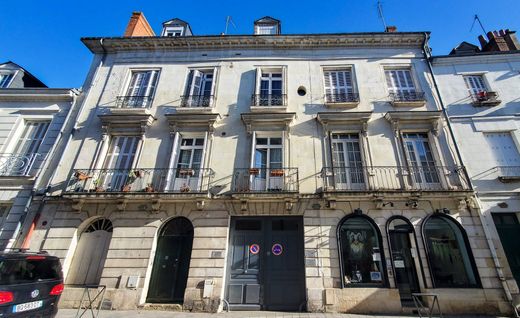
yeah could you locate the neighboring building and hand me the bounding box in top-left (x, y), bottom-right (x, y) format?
top-left (0, 61), bottom-right (80, 250)
top-left (433, 29), bottom-right (520, 315)
top-left (26, 12), bottom-right (512, 315)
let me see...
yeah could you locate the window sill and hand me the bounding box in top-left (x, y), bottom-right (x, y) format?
top-left (176, 106), bottom-right (214, 113)
top-left (324, 101), bottom-right (360, 108)
top-left (390, 100), bottom-right (426, 107)
top-left (472, 100), bottom-right (501, 107)
top-left (250, 105), bottom-right (287, 113)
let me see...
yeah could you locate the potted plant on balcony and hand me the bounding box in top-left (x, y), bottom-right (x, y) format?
top-left (92, 179), bottom-right (104, 192)
top-left (122, 184), bottom-right (132, 192)
top-left (74, 171), bottom-right (90, 181)
top-left (248, 168), bottom-right (260, 175)
top-left (180, 183), bottom-right (191, 193)
top-left (179, 168), bottom-right (194, 176)
top-left (144, 183), bottom-right (155, 193)
top-left (270, 169), bottom-right (284, 177)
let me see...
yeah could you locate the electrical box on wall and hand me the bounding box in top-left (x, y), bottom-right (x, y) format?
top-left (127, 275), bottom-right (140, 289)
top-left (203, 279), bottom-right (213, 298)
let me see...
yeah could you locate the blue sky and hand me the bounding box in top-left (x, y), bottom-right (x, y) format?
top-left (0, 0), bottom-right (518, 88)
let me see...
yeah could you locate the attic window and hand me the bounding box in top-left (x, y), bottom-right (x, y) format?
top-left (0, 73), bottom-right (14, 88)
top-left (255, 25), bottom-right (277, 35)
top-left (163, 26), bottom-right (184, 37)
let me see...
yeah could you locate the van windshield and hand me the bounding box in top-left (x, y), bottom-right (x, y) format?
top-left (0, 258), bottom-right (62, 285)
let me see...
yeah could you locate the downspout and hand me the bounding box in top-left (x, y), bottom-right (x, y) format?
top-left (422, 32), bottom-right (519, 317)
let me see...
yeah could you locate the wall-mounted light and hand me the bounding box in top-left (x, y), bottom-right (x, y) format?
top-left (435, 208), bottom-right (450, 214)
top-left (354, 208), bottom-right (363, 215)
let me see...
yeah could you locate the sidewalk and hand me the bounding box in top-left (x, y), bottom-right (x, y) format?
top-left (56, 309), bottom-right (502, 318)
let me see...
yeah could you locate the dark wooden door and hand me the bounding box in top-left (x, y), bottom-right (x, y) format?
top-left (147, 218), bottom-right (193, 303)
top-left (493, 213), bottom-right (520, 285)
top-left (389, 230), bottom-right (420, 304)
top-left (226, 217), bottom-right (305, 311)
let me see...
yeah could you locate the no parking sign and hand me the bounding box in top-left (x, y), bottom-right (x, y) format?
top-left (249, 244), bottom-right (260, 255)
top-left (272, 243), bottom-right (283, 256)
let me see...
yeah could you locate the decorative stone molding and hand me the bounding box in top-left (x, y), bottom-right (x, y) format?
top-left (317, 112), bottom-right (372, 135)
top-left (165, 113), bottom-right (220, 133)
top-left (384, 111), bottom-right (442, 136)
top-left (98, 108), bottom-right (155, 136)
top-left (241, 112), bottom-right (295, 134)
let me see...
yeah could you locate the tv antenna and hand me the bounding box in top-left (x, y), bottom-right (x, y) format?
top-left (224, 16), bottom-right (237, 35)
top-left (470, 14), bottom-right (487, 34)
top-left (377, 1), bottom-right (387, 31)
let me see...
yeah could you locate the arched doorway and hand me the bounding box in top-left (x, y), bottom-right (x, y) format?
top-left (147, 217), bottom-right (194, 303)
top-left (386, 216), bottom-right (421, 305)
top-left (66, 218), bottom-right (113, 285)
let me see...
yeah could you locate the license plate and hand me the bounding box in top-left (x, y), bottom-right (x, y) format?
top-left (13, 300), bottom-right (43, 313)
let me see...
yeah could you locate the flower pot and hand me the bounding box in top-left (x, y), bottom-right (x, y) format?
top-left (248, 168), bottom-right (260, 175)
top-left (122, 185), bottom-right (132, 192)
top-left (95, 186), bottom-right (104, 192)
top-left (74, 171), bottom-right (90, 181)
top-left (145, 186), bottom-right (155, 193)
top-left (270, 169), bottom-right (284, 177)
top-left (179, 168), bottom-right (194, 176)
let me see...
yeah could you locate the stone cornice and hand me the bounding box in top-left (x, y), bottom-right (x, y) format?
top-left (82, 32), bottom-right (427, 54)
top-left (0, 88), bottom-right (78, 102)
top-left (432, 51), bottom-right (520, 66)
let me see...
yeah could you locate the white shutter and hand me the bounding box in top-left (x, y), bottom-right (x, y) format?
top-left (385, 69), bottom-right (415, 94)
top-left (190, 70), bottom-right (202, 96)
top-left (255, 68), bottom-right (262, 94)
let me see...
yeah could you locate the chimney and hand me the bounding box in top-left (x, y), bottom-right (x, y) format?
top-left (123, 12), bottom-right (155, 37)
top-left (385, 26), bottom-right (397, 33)
top-left (481, 30), bottom-right (511, 52)
top-left (503, 30), bottom-right (520, 50)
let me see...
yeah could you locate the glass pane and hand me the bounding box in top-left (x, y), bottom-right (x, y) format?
top-left (0, 259), bottom-right (61, 285)
top-left (269, 148), bottom-right (282, 168)
top-left (424, 216), bottom-right (478, 288)
top-left (270, 138), bottom-right (282, 145)
top-left (339, 217), bottom-right (384, 286)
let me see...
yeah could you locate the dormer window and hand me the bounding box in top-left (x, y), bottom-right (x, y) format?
top-left (161, 18), bottom-right (193, 37)
top-left (163, 27), bottom-right (184, 37)
top-left (0, 72), bottom-right (14, 88)
top-left (254, 16), bottom-right (281, 35)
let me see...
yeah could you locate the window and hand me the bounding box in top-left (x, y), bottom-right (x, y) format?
top-left (0, 206), bottom-right (10, 227)
top-left (252, 136), bottom-right (283, 191)
top-left (256, 25), bottom-right (277, 35)
top-left (324, 70), bottom-right (355, 103)
top-left (171, 137), bottom-right (206, 192)
top-left (101, 136), bottom-right (139, 191)
top-left (385, 68), bottom-right (421, 101)
top-left (255, 69), bottom-right (284, 106)
top-left (331, 134), bottom-right (364, 189)
top-left (0, 73), bottom-right (14, 88)
top-left (122, 70), bottom-right (159, 107)
top-left (464, 75), bottom-right (487, 95)
top-left (402, 133), bottom-right (439, 185)
top-left (14, 121), bottom-right (50, 156)
top-left (484, 132), bottom-right (520, 167)
top-left (423, 215), bottom-right (479, 288)
top-left (182, 69), bottom-right (215, 107)
top-left (163, 27), bottom-right (183, 37)
top-left (338, 215), bottom-right (386, 287)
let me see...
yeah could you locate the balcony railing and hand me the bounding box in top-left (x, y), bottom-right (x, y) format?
top-left (321, 166), bottom-right (470, 191)
top-left (115, 96), bottom-right (152, 108)
top-left (389, 91), bottom-right (426, 103)
top-left (471, 91), bottom-right (501, 106)
top-left (233, 168), bottom-right (298, 193)
top-left (180, 95), bottom-right (214, 108)
top-left (65, 168), bottom-right (214, 194)
top-left (251, 94), bottom-right (287, 107)
top-left (495, 166), bottom-right (520, 183)
top-left (0, 153), bottom-right (39, 177)
top-left (325, 93), bottom-right (360, 104)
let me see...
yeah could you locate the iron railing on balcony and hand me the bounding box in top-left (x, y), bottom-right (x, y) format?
top-left (233, 168), bottom-right (298, 193)
top-left (495, 166), bottom-right (520, 182)
top-left (389, 91), bottom-right (426, 102)
top-left (251, 94), bottom-right (287, 107)
top-left (0, 153), bottom-right (39, 177)
top-left (325, 93), bottom-right (360, 104)
top-left (470, 91), bottom-right (501, 106)
top-left (115, 95), bottom-right (152, 108)
top-left (65, 168), bottom-right (214, 194)
top-left (321, 166), bottom-right (470, 191)
top-left (180, 95), bottom-right (214, 108)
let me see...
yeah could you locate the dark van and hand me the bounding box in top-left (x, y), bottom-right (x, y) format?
top-left (0, 251), bottom-right (63, 317)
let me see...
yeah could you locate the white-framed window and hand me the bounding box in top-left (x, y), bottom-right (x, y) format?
top-left (0, 205), bottom-right (11, 227)
top-left (385, 68), bottom-right (417, 96)
top-left (331, 133), bottom-right (365, 189)
top-left (402, 132), bottom-right (440, 185)
top-left (171, 137), bottom-right (206, 191)
top-left (101, 136), bottom-right (140, 191)
top-left (255, 25), bottom-right (277, 35)
top-left (251, 135), bottom-right (283, 191)
top-left (183, 69), bottom-right (216, 107)
top-left (0, 73), bottom-right (14, 88)
top-left (255, 68), bottom-right (285, 106)
top-left (464, 75), bottom-right (488, 95)
top-left (323, 69), bottom-right (355, 103)
top-left (122, 70), bottom-right (159, 107)
top-left (484, 132), bottom-right (520, 167)
top-left (14, 121), bottom-right (50, 156)
top-left (163, 26), bottom-right (184, 37)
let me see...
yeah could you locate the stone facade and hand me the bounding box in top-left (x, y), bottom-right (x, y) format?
top-left (23, 19), bottom-right (515, 316)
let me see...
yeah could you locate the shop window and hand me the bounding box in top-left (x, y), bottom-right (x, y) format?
top-left (338, 215), bottom-right (386, 287)
top-left (423, 215), bottom-right (480, 288)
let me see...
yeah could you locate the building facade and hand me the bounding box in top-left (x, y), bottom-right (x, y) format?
top-left (433, 29), bottom-right (520, 315)
top-left (0, 61), bottom-right (79, 250)
top-left (26, 13), bottom-right (513, 315)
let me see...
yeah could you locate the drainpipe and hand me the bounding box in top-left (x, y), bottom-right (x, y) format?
top-left (422, 32), bottom-right (519, 317)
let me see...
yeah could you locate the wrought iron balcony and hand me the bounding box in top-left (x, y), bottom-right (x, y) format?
top-left (233, 168), bottom-right (299, 193)
top-left (495, 166), bottom-right (520, 183)
top-left (389, 91), bottom-right (426, 106)
top-left (65, 168), bottom-right (214, 194)
top-left (180, 95), bottom-right (214, 108)
top-left (471, 91), bottom-right (501, 106)
top-left (321, 166), bottom-right (470, 192)
top-left (115, 95), bottom-right (152, 108)
top-left (325, 93), bottom-right (360, 105)
top-left (0, 153), bottom-right (39, 177)
top-left (251, 94), bottom-right (287, 107)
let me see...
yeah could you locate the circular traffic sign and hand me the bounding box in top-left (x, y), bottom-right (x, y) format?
top-left (250, 244), bottom-right (260, 255)
top-left (272, 243), bottom-right (283, 256)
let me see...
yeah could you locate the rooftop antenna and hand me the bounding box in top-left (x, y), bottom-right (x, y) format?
top-left (377, 0), bottom-right (387, 31)
top-left (470, 14), bottom-right (487, 34)
top-left (224, 16), bottom-right (237, 35)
